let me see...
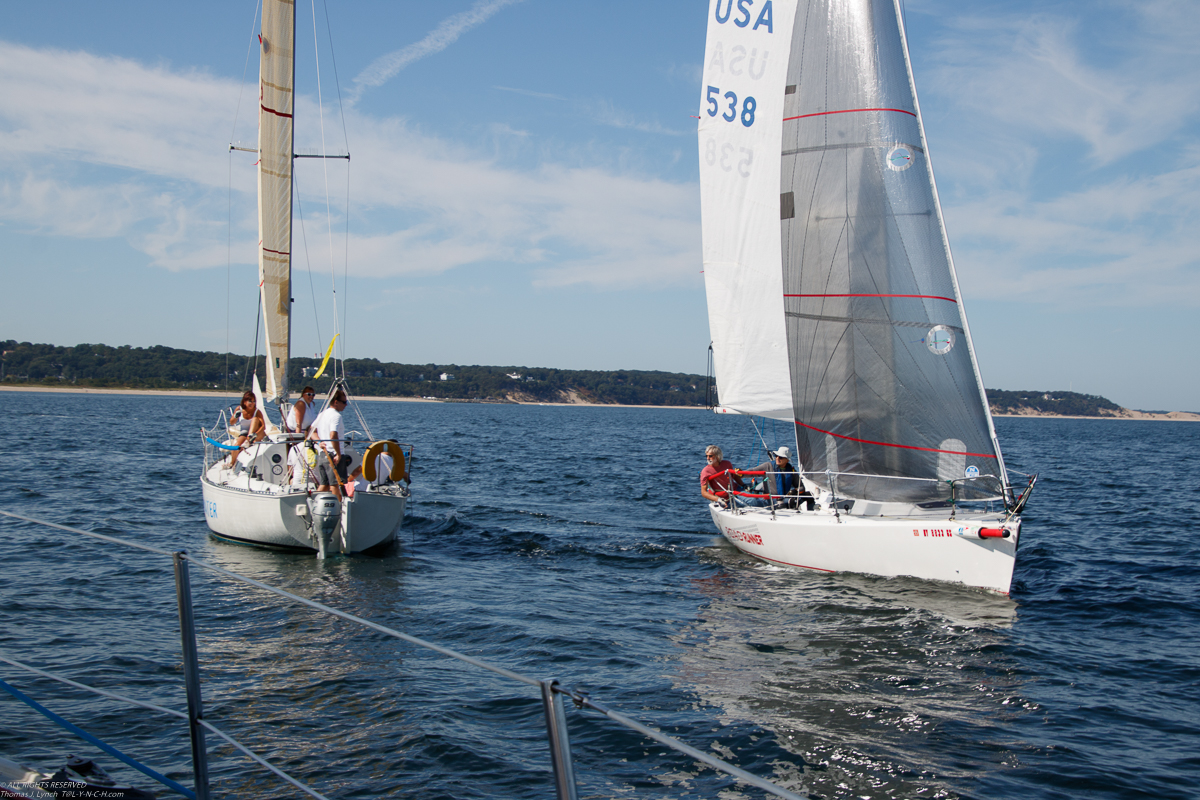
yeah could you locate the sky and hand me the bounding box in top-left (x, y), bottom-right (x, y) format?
top-left (1, 0), bottom-right (1197, 411)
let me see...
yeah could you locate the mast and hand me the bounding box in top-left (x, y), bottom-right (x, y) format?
top-left (258, 0), bottom-right (296, 402)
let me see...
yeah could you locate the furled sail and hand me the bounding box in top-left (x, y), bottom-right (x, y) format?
top-left (699, 0), bottom-right (800, 421)
top-left (258, 0), bottom-right (296, 402)
top-left (779, 0), bottom-right (1003, 501)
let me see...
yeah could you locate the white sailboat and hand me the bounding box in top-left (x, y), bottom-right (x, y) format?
top-left (200, 0), bottom-right (409, 556)
top-left (698, 0), bottom-right (1034, 594)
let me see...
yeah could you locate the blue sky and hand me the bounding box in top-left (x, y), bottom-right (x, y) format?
top-left (1, 0), bottom-right (1197, 411)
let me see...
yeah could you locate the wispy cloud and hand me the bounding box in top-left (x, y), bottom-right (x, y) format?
top-left (915, 1), bottom-right (1200, 306)
top-left (0, 39), bottom-right (699, 288)
top-left (494, 84), bottom-right (690, 137)
top-left (349, 0), bottom-right (524, 104)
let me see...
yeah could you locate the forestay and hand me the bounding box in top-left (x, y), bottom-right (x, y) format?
top-left (258, 0), bottom-right (296, 402)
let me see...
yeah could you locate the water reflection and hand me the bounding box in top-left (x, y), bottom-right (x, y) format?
top-left (671, 543), bottom-right (1030, 799)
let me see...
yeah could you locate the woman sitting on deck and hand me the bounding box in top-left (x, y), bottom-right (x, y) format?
top-left (227, 391), bottom-right (266, 467)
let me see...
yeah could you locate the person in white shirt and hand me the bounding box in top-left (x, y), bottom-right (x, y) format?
top-left (310, 390), bottom-right (350, 495)
top-left (287, 443), bottom-right (313, 486)
top-left (287, 386), bottom-right (318, 436)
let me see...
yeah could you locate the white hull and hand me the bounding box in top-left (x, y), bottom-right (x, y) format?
top-left (710, 504), bottom-right (1018, 594)
top-left (202, 469), bottom-right (405, 554)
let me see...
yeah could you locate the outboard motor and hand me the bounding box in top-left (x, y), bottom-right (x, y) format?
top-left (307, 492), bottom-right (341, 559)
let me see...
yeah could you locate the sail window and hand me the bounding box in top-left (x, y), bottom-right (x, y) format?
top-left (937, 440), bottom-right (967, 482)
top-left (925, 325), bottom-right (955, 354)
top-left (825, 435), bottom-right (839, 474)
top-left (887, 145), bottom-right (914, 171)
top-left (785, 84), bottom-right (796, 94)
top-left (781, 191), bottom-right (795, 220)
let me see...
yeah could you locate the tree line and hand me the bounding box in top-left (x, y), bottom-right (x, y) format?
top-left (1, 340), bottom-right (1129, 414)
top-left (986, 389), bottom-right (1124, 417)
top-left (0, 340), bottom-right (711, 407)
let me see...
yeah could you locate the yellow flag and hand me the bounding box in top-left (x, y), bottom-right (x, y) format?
top-left (313, 334), bottom-right (339, 379)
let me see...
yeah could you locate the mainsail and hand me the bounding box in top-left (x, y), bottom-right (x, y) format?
top-left (258, 0), bottom-right (296, 402)
top-left (700, 0), bottom-right (1006, 502)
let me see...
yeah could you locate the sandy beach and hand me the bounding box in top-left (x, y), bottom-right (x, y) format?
top-left (3, 385), bottom-right (1194, 418)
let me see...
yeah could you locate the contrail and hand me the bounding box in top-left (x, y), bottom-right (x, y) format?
top-left (350, 0), bottom-right (523, 102)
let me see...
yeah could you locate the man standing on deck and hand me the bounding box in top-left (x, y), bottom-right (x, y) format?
top-left (312, 390), bottom-right (351, 496)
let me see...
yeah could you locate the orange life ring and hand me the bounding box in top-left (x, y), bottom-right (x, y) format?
top-left (362, 440), bottom-right (406, 482)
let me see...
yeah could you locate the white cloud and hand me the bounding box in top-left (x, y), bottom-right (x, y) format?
top-left (0, 39), bottom-right (700, 287)
top-left (927, 4), bottom-right (1200, 165)
top-left (914, 2), bottom-right (1200, 307)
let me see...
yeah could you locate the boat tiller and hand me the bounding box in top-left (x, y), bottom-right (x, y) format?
top-left (307, 493), bottom-right (341, 558)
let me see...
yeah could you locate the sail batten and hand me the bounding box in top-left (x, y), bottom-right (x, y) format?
top-left (257, 0), bottom-right (296, 402)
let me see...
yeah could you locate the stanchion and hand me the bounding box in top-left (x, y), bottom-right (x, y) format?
top-left (541, 680), bottom-right (578, 800)
top-left (173, 552), bottom-right (211, 800)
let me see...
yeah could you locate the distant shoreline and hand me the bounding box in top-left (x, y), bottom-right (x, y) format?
top-left (993, 410), bottom-right (1200, 422)
top-left (4, 385), bottom-right (1196, 419)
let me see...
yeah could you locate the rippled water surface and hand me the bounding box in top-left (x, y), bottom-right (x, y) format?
top-left (2, 391), bottom-right (1198, 799)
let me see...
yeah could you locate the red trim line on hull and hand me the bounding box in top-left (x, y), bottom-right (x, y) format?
top-left (740, 549), bottom-right (836, 573)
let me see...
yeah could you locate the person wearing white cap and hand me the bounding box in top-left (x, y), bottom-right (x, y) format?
top-left (736, 445), bottom-right (808, 509)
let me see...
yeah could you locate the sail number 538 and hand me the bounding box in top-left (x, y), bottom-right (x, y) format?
top-left (705, 139), bottom-right (753, 177)
top-left (706, 86), bottom-right (756, 127)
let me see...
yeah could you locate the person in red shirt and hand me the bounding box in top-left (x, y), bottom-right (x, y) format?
top-left (700, 445), bottom-right (742, 507)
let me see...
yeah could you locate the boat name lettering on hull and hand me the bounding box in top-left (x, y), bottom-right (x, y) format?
top-left (725, 526), bottom-right (763, 546)
top-left (207, 500), bottom-right (218, 519)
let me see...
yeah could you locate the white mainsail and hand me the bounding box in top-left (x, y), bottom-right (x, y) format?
top-left (699, 0), bottom-right (799, 421)
top-left (700, 0), bottom-right (1007, 503)
top-left (258, 0), bottom-right (296, 402)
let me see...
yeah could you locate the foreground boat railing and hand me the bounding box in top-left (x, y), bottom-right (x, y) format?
top-left (0, 510), bottom-right (807, 800)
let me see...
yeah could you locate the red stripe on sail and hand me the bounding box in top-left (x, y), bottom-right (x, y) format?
top-left (785, 293), bottom-right (957, 303)
top-left (796, 420), bottom-right (998, 459)
top-left (262, 247), bottom-right (290, 256)
top-left (261, 103), bottom-right (293, 119)
top-left (783, 107), bottom-right (916, 122)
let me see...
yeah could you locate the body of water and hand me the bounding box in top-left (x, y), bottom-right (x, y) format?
top-left (1, 390), bottom-right (1197, 799)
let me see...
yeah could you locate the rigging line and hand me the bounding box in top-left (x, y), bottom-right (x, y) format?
top-left (227, 147), bottom-right (232, 392)
top-left (309, 0), bottom-right (342, 374)
top-left (226, 3), bottom-right (262, 394)
top-left (320, 0), bottom-right (354, 372)
top-left (321, 0), bottom-right (352, 158)
top-left (229, 0), bottom-right (263, 147)
top-left (340, 161), bottom-right (350, 382)
top-left (246, 286), bottom-right (263, 393)
top-left (293, 171), bottom-right (325, 353)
